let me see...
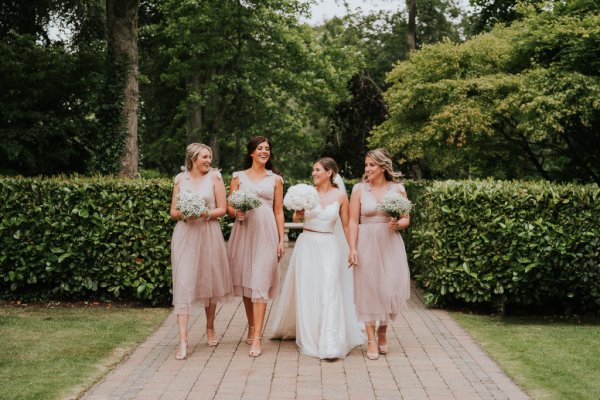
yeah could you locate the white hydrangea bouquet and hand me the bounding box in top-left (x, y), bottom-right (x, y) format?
top-left (228, 190), bottom-right (262, 224)
top-left (283, 184), bottom-right (319, 211)
top-left (176, 190), bottom-right (208, 219)
top-left (378, 193), bottom-right (413, 219)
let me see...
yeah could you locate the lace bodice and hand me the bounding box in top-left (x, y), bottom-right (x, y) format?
top-left (303, 201), bottom-right (340, 233)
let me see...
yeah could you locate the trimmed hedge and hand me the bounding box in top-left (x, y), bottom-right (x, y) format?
top-left (410, 180), bottom-right (600, 314)
top-left (0, 175), bottom-right (316, 304)
top-left (2, 177), bottom-right (598, 313)
top-left (0, 177), bottom-right (175, 304)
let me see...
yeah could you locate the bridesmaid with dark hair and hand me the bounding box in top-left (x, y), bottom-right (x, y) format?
top-left (170, 143), bottom-right (233, 360)
top-left (227, 136), bottom-right (285, 357)
top-left (348, 148), bottom-right (411, 360)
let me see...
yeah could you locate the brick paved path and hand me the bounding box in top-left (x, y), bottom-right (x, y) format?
top-left (83, 250), bottom-right (529, 400)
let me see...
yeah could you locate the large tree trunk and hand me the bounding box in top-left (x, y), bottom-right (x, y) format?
top-left (406, 0), bottom-right (417, 51)
top-left (107, 0), bottom-right (140, 178)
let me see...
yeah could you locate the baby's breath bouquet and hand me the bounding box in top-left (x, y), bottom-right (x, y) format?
top-left (378, 193), bottom-right (412, 219)
top-left (176, 190), bottom-right (208, 219)
top-left (228, 190), bottom-right (262, 224)
top-left (283, 184), bottom-right (318, 211)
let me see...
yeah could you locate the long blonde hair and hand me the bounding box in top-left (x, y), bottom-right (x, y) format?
top-left (184, 143), bottom-right (213, 171)
top-left (364, 148), bottom-right (403, 182)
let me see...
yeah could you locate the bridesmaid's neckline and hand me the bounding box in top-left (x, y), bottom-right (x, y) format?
top-left (364, 181), bottom-right (394, 203)
top-left (242, 169), bottom-right (272, 184)
top-left (185, 170), bottom-right (211, 191)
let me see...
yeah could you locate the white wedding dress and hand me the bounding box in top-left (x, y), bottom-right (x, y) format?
top-left (271, 198), bottom-right (365, 359)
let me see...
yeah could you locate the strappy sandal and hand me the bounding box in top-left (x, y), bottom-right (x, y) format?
top-left (249, 337), bottom-right (262, 358)
top-left (366, 340), bottom-right (379, 360)
top-left (207, 329), bottom-right (218, 347)
top-left (175, 341), bottom-right (188, 360)
top-left (377, 326), bottom-right (388, 354)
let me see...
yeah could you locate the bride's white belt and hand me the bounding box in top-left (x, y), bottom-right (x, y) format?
top-left (302, 228), bottom-right (334, 234)
top-left (302, 219), bottom-right (335, 233)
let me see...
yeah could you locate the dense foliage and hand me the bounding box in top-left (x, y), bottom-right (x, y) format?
top-left (3, 176), bottom-right (597, 315)
top-left (372, 2), bottom-right (600, 183)
top-left (410, 179), bottom-right (600, 314)
top-left (0, 0), bottom-right (109, 176)
top-left (138, 0), bottom-right (359, 178)
top-left (0, 175), bottom-right (316, 303)
top-left (319, 4), bottom-right (464, 178)
top-left (0, 177), bottom-right (174, 304)
top-left (1, 0), bottom-right (468, 179)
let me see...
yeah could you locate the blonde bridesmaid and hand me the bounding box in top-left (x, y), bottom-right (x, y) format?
top-left (348, 148), bottom-right (411, 360)
top-left (170, 143), bottom-right (233, 360)
top-left (227, 136), bottom-right (285, 357)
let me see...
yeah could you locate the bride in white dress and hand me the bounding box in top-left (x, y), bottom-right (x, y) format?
top-left (271, 158), bottom-right (364, 359)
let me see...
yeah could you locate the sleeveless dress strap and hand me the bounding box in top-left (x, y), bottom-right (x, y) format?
top-left (174, 171), bottom-right (185, 185)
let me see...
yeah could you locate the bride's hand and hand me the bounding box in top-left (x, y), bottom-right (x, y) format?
top-left (348, 249), bottom-right (358, 267)
top-left (295, 210), bottom-right (305, 219)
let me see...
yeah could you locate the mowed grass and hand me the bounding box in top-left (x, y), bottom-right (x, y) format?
top-left (0, 304), bottom-right (169, 400)
top-left (452, 312), bottom-right (600, 400)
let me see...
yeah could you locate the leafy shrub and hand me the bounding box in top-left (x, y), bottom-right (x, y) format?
top-left (4, 176), bottom-right (596, 313)
top-left (0, 177), bottom-right (175, 304)
top-left (411, 180), bottom-right (600, 314)
top-left (0, 175), bottom-right (334, 303)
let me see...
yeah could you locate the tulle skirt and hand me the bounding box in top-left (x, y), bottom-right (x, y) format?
top-left (171, 219), bottom-right (233, 314)
top-left (354, 223), bottom-right (410, 323)
top-left (271, 230), bottom-right (364, 359)
top-left (227, 204), bottom-right (280, 302)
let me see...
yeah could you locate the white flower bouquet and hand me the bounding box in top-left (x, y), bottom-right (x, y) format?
top-left (378, 193), bottom-right (412, 219)
top-left (283, 184), bottom-right (318, 211)
top-left (228, 190), bottom-right (262, 224)
top-left (176, 190), bottom-right (208, 219)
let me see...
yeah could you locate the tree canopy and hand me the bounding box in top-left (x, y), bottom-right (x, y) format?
top-left (371, 1), bottom-right (600, 183)
top-left (139, 0), bottom-right (359, 177)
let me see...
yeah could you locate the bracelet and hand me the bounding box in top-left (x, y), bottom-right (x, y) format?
top-left (204, 212), bottom-right (211, 221)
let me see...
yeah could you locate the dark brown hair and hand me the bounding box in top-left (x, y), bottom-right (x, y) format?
top-left (316, 157), bottom-right (339, 188)
top-left (243, 136), bottom-right (281, 176)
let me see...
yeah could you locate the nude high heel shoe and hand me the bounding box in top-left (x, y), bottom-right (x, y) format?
top-left (366, 340), bottom-right (379, 360)
top-left (377, 326), bottom-right (388, 354)
top-left (207, 329), bottom-right (218, 347)
top-left (175, 341), bottom-right (188, 360)
top-left (249, 337), bottom-right (262, 357)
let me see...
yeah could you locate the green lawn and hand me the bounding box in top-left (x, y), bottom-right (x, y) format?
top-left (452, 313), bottom-right (600, 400)
top-left (0, 304), bottom-right (169, 400)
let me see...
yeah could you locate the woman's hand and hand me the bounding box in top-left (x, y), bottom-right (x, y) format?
top-left (295, 210), bottom-right (305, 219)
top-left (235, 209), bottom-right (246, 222)
top-left (277, 241), bottom-right (285, 260)
top-left (388, 217), bottom-right (409, 231)
top-left (348, 248), bottom-right (358, 267)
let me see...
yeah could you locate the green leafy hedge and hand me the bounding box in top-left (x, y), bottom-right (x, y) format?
top-left (0, 177), bottom-right (175, 304)
top-left (410, 180), bottom-right (600, 313)
top-left (0, 175), bottom-right (323, 304)
top-left (2, 177), bottom-right (598, 312)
